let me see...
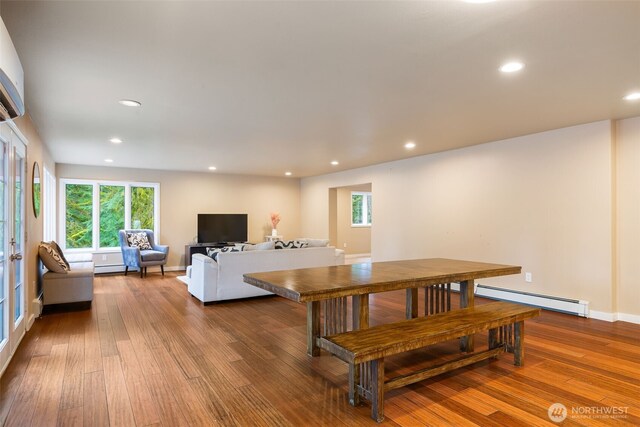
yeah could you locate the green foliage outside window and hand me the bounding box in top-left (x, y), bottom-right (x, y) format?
top-left (131, 186), bottom-right (154, 230)
top-left (351, 192), bottom-right (372, 226)
top-left (66, 184), bottom-right (93, 248)
top-left (99, 185), bottom-right (125, 247)
top-left (352, 194), bottom-right (363, 225)
top-left (65, 181), bottom-right (157, 249)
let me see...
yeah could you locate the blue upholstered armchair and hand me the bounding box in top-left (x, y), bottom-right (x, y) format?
top-left (118, 229), bottom-right (169, 278)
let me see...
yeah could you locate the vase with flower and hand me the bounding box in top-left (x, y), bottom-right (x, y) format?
top-left (270, 212), bottom-right (281, 237)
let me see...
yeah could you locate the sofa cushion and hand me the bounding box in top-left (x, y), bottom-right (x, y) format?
top-left (237, 241), bottom-right (275, 251)
top-left (206, 246), bottom-right (241, 261)
top-left (140, 250), bottom-right (166, 262)
top-left (127, 232), bottom-right (152, 250)
top-left (274, 240), bottom-right (309, 249)
top-left (38, 242), bottom-right (70, 273)
top-left (44, 261), bottom-right (94, 279)
top-left (298, 238), bottom-right (330, 248)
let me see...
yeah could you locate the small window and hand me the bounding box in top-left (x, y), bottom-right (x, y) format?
top-left (351, 191), bottom-right (372, 227)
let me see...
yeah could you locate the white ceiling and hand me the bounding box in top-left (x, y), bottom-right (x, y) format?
top-left (2, 1), bottom-right (639, 177)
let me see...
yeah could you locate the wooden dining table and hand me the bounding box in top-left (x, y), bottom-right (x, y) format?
top-left (243, 258), bottom-right (521, 356)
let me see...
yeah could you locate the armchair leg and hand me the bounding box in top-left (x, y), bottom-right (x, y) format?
top-left (140, 268), bottom-right (143, 278)
top-left (124, 266), bottom-right (128, 276)
top-left (161, 265), bottom-right (164, 276)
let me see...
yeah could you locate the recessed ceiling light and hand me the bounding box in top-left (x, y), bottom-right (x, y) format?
top-left (285, 171), bottom-right (292, 176)
top-left (208, 166), bottom-right (217, 171)
top-left (104, 159), bottom-right (113, 163)
top-left (118, 99), bottom-right (141, 107)
top-left (404, 141), bottom-right (416, 149)
top-left (109, 137), bottom-right (123, 144)
top-left (331, 160), bottom-right (339, 166)
top-left (623, 92), bottom-right (640, 101)
top-left (463, 0), bottom-right (496, 3)
top-left (499, 61), bottom-right (525, 73)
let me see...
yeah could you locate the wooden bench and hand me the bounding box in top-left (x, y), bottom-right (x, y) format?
top-left (318, 301), bottom-right (540, 422)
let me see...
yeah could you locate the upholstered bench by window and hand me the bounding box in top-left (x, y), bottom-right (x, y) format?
top-left (38, 241), bottom-right (94, 313)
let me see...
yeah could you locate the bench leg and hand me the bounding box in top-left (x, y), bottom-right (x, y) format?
top-left (348, 363), bottom-right (359, 406)
top-left (514, 321), bottom-right (524, 366)
top-left (370, 359), bottom-right (385, 422)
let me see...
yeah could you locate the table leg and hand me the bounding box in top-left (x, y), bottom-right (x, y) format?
top-left (352, 294), bottom-right (369, 330)
top-left (406, 288), bottom-right (418, 319)
top-left (307, 301), bottom-right (320, 357)
top-left (459, 279), bottom-right (475, 352)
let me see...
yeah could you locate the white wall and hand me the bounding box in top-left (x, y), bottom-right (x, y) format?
top-left (14, 114), bottom-right (56, 327)
top-left (616, 116), bottom-right (640, 319)
top-left (302, 120), bottom-right (621, 315)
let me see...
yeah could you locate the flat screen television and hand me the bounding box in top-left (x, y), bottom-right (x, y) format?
top-left (197, 214), bottom-right (248, 244)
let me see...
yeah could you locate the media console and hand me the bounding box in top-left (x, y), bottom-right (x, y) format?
top-left (184, 243), bottom-right (229, 267)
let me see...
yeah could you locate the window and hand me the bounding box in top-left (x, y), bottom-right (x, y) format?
top-left (351, 191), bottom-right (372, 226)
top-left (65, 183), bottom-right (93, 248)
top-left (99, 185), bottom-right (125, 247)
top-left (60, 179), bottom-right (160, 251)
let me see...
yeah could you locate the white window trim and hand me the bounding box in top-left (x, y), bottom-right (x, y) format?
top-left (59, 178), bottom-right (160, 252)
top-left (351, 191), bottom-right (372, 227)
top-left (42, 166), bottom-right (56, 242)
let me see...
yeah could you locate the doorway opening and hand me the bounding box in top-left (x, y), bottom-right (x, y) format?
top-left (328, 183), bottom-right (371, 262)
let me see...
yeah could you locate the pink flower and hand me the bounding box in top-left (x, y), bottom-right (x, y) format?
top-left (270, 212), bottom-right (281, 229)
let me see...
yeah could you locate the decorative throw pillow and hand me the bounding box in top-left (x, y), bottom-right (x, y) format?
top-left (206, 246), bottom-right (240, 261)
top-left (274, 240), bottom-right (309, 250)
top-left (38, 242), bottom-right (70, 273)
top-left (50, 240), bottom-right (71, 269)
top-left (127, 232), bottom-right (152, 250)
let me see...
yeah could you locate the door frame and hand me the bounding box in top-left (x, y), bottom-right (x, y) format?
top-left (0, 120), bottom-right (28, 377)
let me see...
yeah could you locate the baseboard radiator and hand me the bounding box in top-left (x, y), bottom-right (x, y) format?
top-left (475, 284), bottom-right (589, 317)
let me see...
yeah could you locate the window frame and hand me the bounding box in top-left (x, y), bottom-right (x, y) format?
top-left (59, 178), bottom-right (160, 252)
top-left (351, 191), bottom-right (372, 227)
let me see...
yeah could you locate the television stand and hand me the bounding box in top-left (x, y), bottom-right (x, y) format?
top-left (184, 243), bottom-right (232, 266)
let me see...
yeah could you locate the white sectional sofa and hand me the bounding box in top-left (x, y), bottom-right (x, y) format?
top-left (188, 246), bottom-right (345, 303)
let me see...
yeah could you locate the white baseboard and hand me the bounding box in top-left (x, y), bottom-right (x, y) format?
top-left (618, 312), bottom-right (640, 324)
top-left (590, 310), bottom-right (640, 324)
top-left (345, 253), bottom-right (371, 259)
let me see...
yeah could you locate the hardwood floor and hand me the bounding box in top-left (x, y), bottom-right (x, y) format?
top-left (1, 272), bottom-right (639, 426)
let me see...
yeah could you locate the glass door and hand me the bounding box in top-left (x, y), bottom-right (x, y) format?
top-left (0, 137), bottom-right (7, 370)
top-left (0, 125), bottom-right (26, 371)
